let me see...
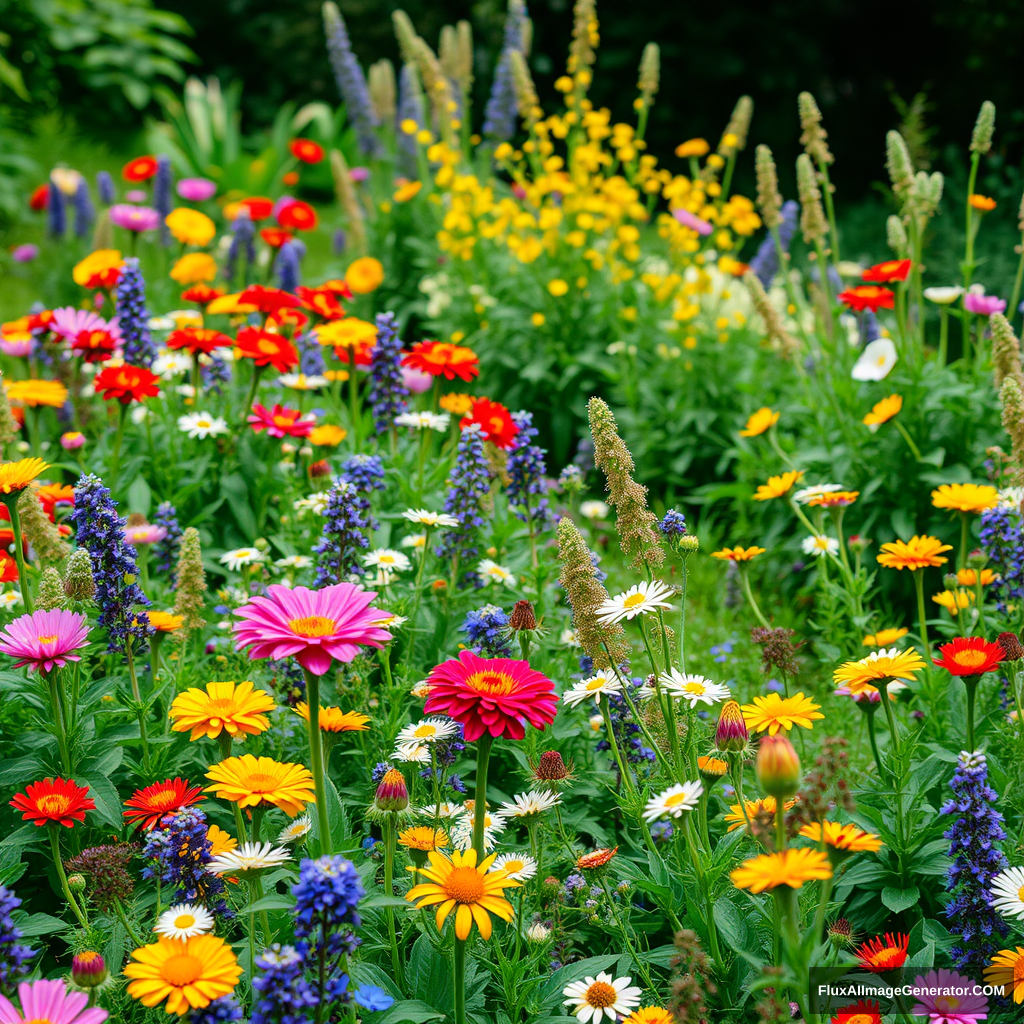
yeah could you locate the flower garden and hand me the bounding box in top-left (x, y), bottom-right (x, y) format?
top-left (2, 2), bottom-right (1024, 1023)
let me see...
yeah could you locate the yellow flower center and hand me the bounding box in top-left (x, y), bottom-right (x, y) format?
top-left (413, 724), bottom-right (437, 738)
top-left (147, 788), bottom-right (182, 810)
top-left (173, 914), bottom-right (196, 930)
top-left (378, 555), bottom-right (396, 565)
top-left (847, 1016), bottom-right (874, 1024)
top-left (622, 593), bottom-right (647, 609)
top-left (1018, 884), bottom-right (1024, 902)
top-left (242, 773), bottom-right (281, 794)
top-left (664, 792), bottom-right (689, 808)
top-left (36, 794), bottom-right (70, 815)
top-left (36, 634), bottom-right (58, 644)
top-left (502, 859), bottom-right (525, 873)
top-left (288, 616), bottom-right (336, 638)
top-left (161, 953), bottom-right (203, 987)
top-left (934, 996), bottom-right (960, 1013)
top-left (464, 671), bottom-right (515, 695)
top-left (257, 339), bottom-right (281, 355)
top-left (682, 681), bottom-right (706, 694)
top-left (205, 698), bottom-right (239, 715)
top-left (442, 866), bottom-right (485, 903)
top-left (584, 981), bottom-right (618, 1008)
top-left (585, 677), bottom-right (607, 691)
top-left (952, 649), bottom-right (988, 670)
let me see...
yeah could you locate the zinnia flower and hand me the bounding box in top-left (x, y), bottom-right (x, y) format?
top-left (123, 778), bottom-right (204, 830)
top-left (877, 535), bottom-right (952, 570)
top-left (237, 284), bottom-right (302, 312)
top-left (0, 609), bottom-right (89, 673)
top-left (931, 482), bottom-right (999, 514)
top-left (289, 138), bottom-right (325, 164)
top-left (933, 636), bottom-right (1005, 677)
top-left (0, 979), bottom-right (108, 1024)
top-left (752, 470), bottom-right (804, 501)
top-left (855, 932), bottom-right (910, 974)
top-left (740, 692), bottom-right (824, 734)
top-left (863, 393), bottom-right (902, 428)
top-left (72, 249), bottom-right (122, 289)
top-left (235, 327), bottom-right (299, 373)
top-left (739, 407), bottom-right (779, 437)
top-left (6, 379), bottom-right (69, 408)
top-left (10, 777), bottom-right (94, 828)
top-left (460, 397), bottom-right (520, 449)
top-left (402, 340), bottom-right (480, 382)
top-left (93, 364), bottom-right (160, 404)
top-left (277, 200), bottom-right (318, 231)
top-left (839, 285), bottom-right (895, 312)
top-left (123, 156), bottom-right (158, 181)
top-left (169, 680), bottom-right (276, 741)
top-left (166, 328), bottom-right (231, 355)
top-left (862, 259), bottom-right (911, 283)
top-left (730, 848), bottom-right (832, 893)
top-left (205, 755), bottom-right (315, 817)
top-left (165, 208), bottom-right (216, 247)
top-left (109, 204), bottom-right (160, 232)
top-left (424, 650), bottom-right (558, 741)
top-left (232, 582), bottom-right (392, 675)
top-left (247, 403), bottom-right (314, 439)
top-left (124, 935), bottom-right (243, 1015)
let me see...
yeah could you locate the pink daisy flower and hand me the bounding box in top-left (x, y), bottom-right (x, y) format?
top-left (0, 609), bottom-right (90, 674)
top-left (911, 968), bottom-right (988, 1023)
top-left (424, 650), bottom-right (558, 742)
top-left (124, 524), bottom-right (168, 545)
top-left (247, 403), bottom-right (315, 439)
top-left (232, 583), bottom-right (392, 675)
top-left (50, 308), bottom-right (121, 345)
top-left (0, 979), bottom-right (108, 1024)
top-left (109, 204), bottom-right (160, 232)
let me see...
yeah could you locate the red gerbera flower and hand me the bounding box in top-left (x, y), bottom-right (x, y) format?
top-left (93, 364), bottom-right (161, 404)
top-left (239, 196), bottom-right (274, 221)
top-left (11, 777), bottom-right (95, 828)
top-left (933, 636), bottom-right (1005, 677)
top-left (319, 279), bottom-right (353, 300)
top-left (29, 184), bottom-right (50, 211)
top-left (831, 1000), bottom-right (882, 1024)
top-left (167, 328), bottom-right (233, 356)
top-left (277, 200), bottom-right (318, 232)
top-left (123, 777), bottom-right (205, 830)
top-left (289, 138), bottom-right (325, 164)
top-left (237, 285), bottom-right (304, 313)
top-left (855, 932), bottom-right (909, 974)
top-left (460, 397), bottom-right (520, 449)
top-left (402, 340), bottom-right (480, 382)
top-left (838, 285), bottom-right (895, 312)
top-left (248, 402), bottom-right (314, 439)
top-left (181, 284), bottom-right (225, 304)
top-left (260, 227), bottom-right (294, 248)
top-left (424, 650), bottom-right (558, 742)
top-left (862, 259), bottom-right (912, 283)
top-left (296, 286), bottom-right (346, 321)
top-left (235, 327), bottom-right (300, 373)
top-left (123, 156), bottom-right (158, 182)
top-left (71, 328), bottom-right (118, 363)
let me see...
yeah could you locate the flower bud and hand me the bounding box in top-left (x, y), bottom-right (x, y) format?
top-left (943, 573), bottom-right (960, 591)
top-left (697, 755), bottom-right (728, 784)
top-left (847, 534), bottom-right (870, 553)
top-left (755, 734), bottom-right (801, 799)
top-left (309, 459), bottom-right (331, 478)
top-left (374, 767), bottom-right (409, 812)
top-left (67, 873), bottom-right (86, 892)
top-left (526, 921), bottom-right (552, 942)
top-left (827, 917), bottom-right (856, 950)
top-left (997, 631), bottom-right (1024, 662)
top-left (72, 950), bottom-right (107, 989)
top-left (967, 548), bottom-right (988, 570)
top-left (508, 599), bottom-right (537, 632)
top-left (678, 534), bottom-right (700, 553)
top-left (715, 700), bottom-right (749, 752)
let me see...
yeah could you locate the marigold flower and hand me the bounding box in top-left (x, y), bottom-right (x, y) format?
top-left (460, 397), bottom-right (519, 449)
top-left (293, 702), bottom-right (370, 732)
top-left (148, 611), bottom-right (183, 632)
top-left (799, 820), bottom-right (883, 854)
top-left (984, 947), bottom-right (1024, 1003)
top-left (93, 365), bottom-right (160, 404)
top-left (710, 545), bottom-right (765, 562)
top-left (876, 534), bottom-right (952, 570)
top-left (439, 392), bottom-right (475, 415)
top-left (832, 647), bottom-right (926, 692)
top-left (277, 200), bottom-right (318, 231)
top-left (724, 796), bottom-right (794, 832)
top-left (398, 826), bottom-right (448, 851)
top-left (730, 848), bottom-right (832, 893)
top-left (403, 340), bottom-right (480, 382)
top-left (235, 328), bottom-right (300, 373)
top-left (166, 328), bottom-right (231, 356)
top-left (932, 589), bottom-right (974, 613)
top-left (958, 568), bottom-right (996, 586)
top-left (0, 458), bottom-right (48, 494)
top-left (862, 259), bottom-right (911, 283)
top-left (933, 636), bottom-right (1005, 677)
top-left (741, 692), bottom-right (824, 734)
top-left (345, 256), bottom-right (385, 294)
top-left (855, 932), bottom-right (909, 974)
top-left (169, 680), bottom-right (276, 741)
top-left (739, 406), bottom-right (780, 437)
top-left (675, 138), bottom-right (709, 158)
top-left (394, 180), bottom-right (423, 202)
top-left (165, 208), bottom-right (216, 247)
top-left (123, 778), bottom-right (204, 831)
top-left (10, 777), bottom-right (95, 827)
top-left (5, 379), bottom-right (69, 409)
top-left (863, 393), bottom-right (902, 427)
top-left (838, 285), bottom-right (895, 312)
top-left (969, 194), bottom-right (996, 212)
top-left (124, 934), bottom-right (242, 1014)
top-left (170, 253), bottom-right (218, 285)
top-left (931, 482), bottom-right (999, 514)
top-left (289, 138), bottom-right (325, 164)
top-left (205, 754), bottom-right (315, 817)
top-left (73, 249), bottom-right (123, 289)
top-left (752, 470), bottom-right (804, 501)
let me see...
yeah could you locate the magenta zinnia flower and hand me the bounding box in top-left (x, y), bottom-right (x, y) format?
top-left (109, 204), bottom-right (160, 232)
top-left (124, 524), bottom-right (168, 545)
top-left (424, 650), bottom-right (558, 742)
top-left (911, 968), bottom-right (988, 1023)
top-left (0, 609), bottom-right (90, 673)
top-left (0, 979), bottom-right (108, 1024)
top-left (232, 583), bottom-right (392, 675)
top-left (177, 177), bottom-right (217, 202)
top-left (963, 292), bottom-right (1006, 316)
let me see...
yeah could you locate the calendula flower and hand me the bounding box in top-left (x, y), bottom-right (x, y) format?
top-left (862, 627), bottom-right (909, 647)
top-left (985, 947), bottom-right (1024, 1003)
top-left (0, 458), bottom-right (48, 495)
top-left (731, 849), bottom-right (832, 892)
top-left (806, 491), bottom-right (859, 508)
top-left (170, 253), bottom-right (218, 285)
top-left (345, 256), bottom-right (384, 294)
top-left (798, 821), bottom-right (882, 853)
top-left (933, 589), bottom-right (975, 613)
top-left (205, 755), bottom-right (315, 817)
top-left (740, 407), bottom-right (780, 437)
top-left (741, 692), bottom-right (824, 734)
top-left (398, 826), bottom-right (448, 852)
top-left (855, 932), bottom-right (910, 974)
top-left (969, 194), bottom-right (997, 211)
top-left (10, 777), bottom-right (94, 828)
top-left (6, 379), bottom-right (69, 408)
top-left (169, 680), bottom-right (276, 741)
top-left (124, 935), bottom-right (242, 1014)
top-left (877, 535), bottom-right (952, 570)
top-left (165, 208), bottom-right (216, 247)
top-left (73, 248), bottom-right (123, 289)
top-left (623, 1009), bottom-right (674, 1024)
top-left (293, 703), bottom-right (370, 733)
top-left (309, 424), bottom-right (347, 447)
top-left (207, 825), bottom-right (237, 857)
top-left (833, 647), bottom-right (926, 693)
top-left (863, 394), bottom-right (902, 428)
top-left (123, 778), bottom-right (204, 830)
top-left (562, 973), bottom-right (642, 1023)
top-left (958, 568), bottom-right (997, 586)
top-left (642, 781), bottom-right (703, 822)
top-left (711, 546), bottom-right (765, 562)
top-left (562, 671), bottom-right (623, 708)
top-left (724, 796), bottom-right (795, 832)
top-left (153, 903), bottom-right (214, 941)
top-left (931, 482), bottom-right (999, 514)
top-left (660, 670), bottom-right (730, 707)
top-left (595, 579), bottom-right (675, 623)
top-left (753, 470), bottom-right (806, 501)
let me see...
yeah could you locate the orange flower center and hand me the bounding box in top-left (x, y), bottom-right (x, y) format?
top-left (35, 794), bottom-right (71, 815)
top-left (205, 698), bottom-right (240, 715)
top-left (584, 981), bottom-right (618, 1008)
top-left (36, 634), bottom-right (58, 644)
top-left (442, 866), bottom-right (485, 903)
top-left (161, 953), bottom-right (203, 987)
top-left (464, 670), bottom-right (516, 695)
top-left (847, 1016), bottom-right (875, 1024)
top-left (242, 773), bottom-right (281, 794)
top-left (257, 339), bottom-right (281, 355)
top-left (288, 616), bottom-right (335, 638)
top-left (272, 415), bottom-right (295, 428)
top-left (488, 416), bottom-right (505, 433)
top-left (173, 913), bottom-right (196, 930)
top-left (76, 951), bottom-right (101, 964)
top-left (865, 946), bottom-right (900, 968)
top-left (951, 649), bottom-right (988, 670)
top-left (146, 788), bottom-right (183, 810)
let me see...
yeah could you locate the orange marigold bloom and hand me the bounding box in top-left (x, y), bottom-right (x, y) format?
top-left (753, 470), bottom-right (804, 501)
top-left (403, 340), bottom-right (480, 382)
top-left (862, 259), bottom-right (911, 283)
top-left (235, 327), bottom-right (300, 373)
top-left (863, 394), bottom-right (902, 427)
top-left (711, 546), bottom-right (765, 562)
top-left (799, 820), bottom-right (883, 854)
top-left (838, 285), bottom-right (895, 312)
top-left (123, 155), bottom-right (158, 182)
top-left (931, 482), bottom-right (999, 514)
top-left (739, 407), bottom-right (780, 437)
top-left (957, 567), bottom-right (997, 586)
top-left (93, 364), bottom-right (160, 404)
top-left (969, 194), bottom-right (996, 211)
top-left (167, 328), bottom-right (233, 356)
top-left (876, 535), bottom-right (952, 570)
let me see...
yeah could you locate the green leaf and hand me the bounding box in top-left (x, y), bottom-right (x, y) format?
top-left (374, 1001), bottom-right (443, 1024)
top-left (363, 895), bottom-right (410, 908)
top-left (17, 912), bottom-right (71, 937)
top-left (126, 475), bottom-right (152, 517)
top-left (903, 941), bottom-right (934, 979)
top-left (881, 885), bottom-right (920, 914)
top-left (236, 894), bottom-right (296, 915)
top-left (76, 774), bottom-right (122, 829)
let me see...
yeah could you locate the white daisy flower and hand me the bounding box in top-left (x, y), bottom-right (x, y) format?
top-left (990, 865), bottom-right (1024, 922)
top-left (274, 554), bottom-right (312, 570)
top-left (579, 500), bottom-right (609, 520)
top-left (499, 790), bottom-right (561, 818)
top-left (207, 841), bottom-right (291, 875)
top-left (278, 815), bottom-right (313, 845)
top-left (560, 628), bottom-right (581, 647)
top-left (403, 508), bottom-right (460, 528)
top-left (393, 741), bottom-right (431, 763)
top-left (401, 533), bottom-right (427, 549)
top-left (395, 411), bottom-right (450, 432)
top-left (0, 591), bottom-right (24, 609)
top-left (373, 612), bottom-right (408, 629)
top-left (477, 559), bottom-right (516, 587)
top-left (419, 801), bottom-right (464, 819)
top-left (596, 579), bottom-right (675, 624)
top-left (153, 351), bottom-right (192, 378)
top-left (153, 903), bottom-right (214, 940)
top-left (219, 547), bottom-right (265, 572)
top-left (178, 411), bottom-right (229, 439)
top-left (293, 493), bottom-right (330, 516)
top-left (793, 483), bottom-right (843, 505)
top-left (493, 852), bottom-right (539, 882)
top-left (802, 534), bottom-right (839, 558)
top-left (363, 549), bottom-right (411, 577)
top-left (852, 337), bottom-right (897, 382)
top-left (278, 372), bottom-right (329, 390)
top-left (396, 718), bottom-right (459, 745)
top-left (562, 672), bottom-right (623, 708)
top-left (562, 972), bottom-right (643, 1023)
top-left (660, 671), bottom-right (730, 707)
top-left (451, 812), bottom-right (506, 851)
top-left (643, 781), bottom-right (704, 822)
top-left (923, 285), bottom-right (964, 305)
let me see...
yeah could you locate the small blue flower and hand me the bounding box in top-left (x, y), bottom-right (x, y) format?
top-left (354, 985), bottom-right (395, 1012)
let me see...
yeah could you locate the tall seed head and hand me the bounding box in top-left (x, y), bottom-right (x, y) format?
top-left (755, 144), bottom-right (783, 229)
top-left (798, 91), bottom-right (833, 166)
top-left (970, 100), bottom-right (995, 155)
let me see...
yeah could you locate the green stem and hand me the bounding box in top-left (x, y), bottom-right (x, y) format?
top-left (6, 498), bottom-right (33, 613)
top-left (894, 419), bottom-right (923, 462)
top-left (738, 567), bottom-right (770, 628)
top-left (913, 569), bottom-right (931, 661)
top-left (958, 512), bottom-right (970, 571)
top-left (48, 827), bottom-right (88, 928)
top-left (126, 647), bottom-right (151, 774)
top-left (383, 813), bottom-right (405, 987)
top-left (110, 404), bottom-right (127, 485)
top-left (964, 677), bottom-right (978, 752)
top-left (938, 307), bottom-right (949, 367)
top-left (45, 669), bottom-right (72, 775)
top-left (875, 678), bottom-right (901, 758)
top-left (453, 938), bottom-right (466, 1024)
top-left (472, 733), bottom-right (494, 858)
top-left (302, 668), bottom-right (333, 854)
top-left (1010, 234), bottom-right (1024, 330)
top-left (865, 705), bottom-right (884, 774)
top-left (348, 362), bottom-right (361, 450)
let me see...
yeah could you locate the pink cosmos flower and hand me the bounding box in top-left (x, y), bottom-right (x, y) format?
top-left (911, 968), bottom-right (988, 1023)
top-left (0, 979), bottom-right (108, 1024)
top-left (232, 583), bottom-right (392, 675)
top-left (0, 610), bottom-right (90, 674)
top-left (109, 204), bottom-right (160, 232)
top-left (124, 524), bottom-right (168, 545)
top-left (400, 365), bottom-right (433, 394)
top-left (963, 292), bottom-right (1006, 316)
top-left (50, 308), bottom-right (121, 345)
top-left (672, 208), bottom-right (713, 236)
top-left (60, 431), bottom-right (86, 450)
top-left (0, 339), bottom-right (32, 358)
top-left (12, 244), bottom-right (38, 263)
top-left (247, 403), bottom-right (315, 439)
top-left (177, 177), bottom-right (217, 202)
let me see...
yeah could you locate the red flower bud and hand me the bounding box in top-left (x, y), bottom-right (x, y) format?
top-left (755, 734), bottom-right (801, 799)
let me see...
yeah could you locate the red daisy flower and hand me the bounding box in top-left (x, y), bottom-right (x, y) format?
top-left (239, 196), bottom-right (274, 221)
top-left (235, 327), bottom-right (300, 373)
top-left (277, 200), bottom-right (318, 232)
top-left (402, 340), bottom-right (480, 382)
top-left (123, 156), bottom-right (158, 182)
top-left (248, 403), bottom-right (314, 439)
top-left (71, 328), bottom-right (118, 363)
top-left (181, 284), bottom-right (225, 305)
top-left (862, 259), bottom-right (911, 283)
top-left (29, 184), bottom-right (50, 211)
top-left (123, 777), bottom-right (205, 830)
top-left (838, 285), bottom-right (895, 312)
top-left (11, 777), bottom-right (95, 828)
top-left (319, 279), bottom-right (353, 300)
top-left (855, 932), bottom-right (909, 974)
top-left (267, 308), bottom-right (309, 333)
top-left (296, 286), bottom-right (346, 321)
top-left (167, 328), bottom-right (233, 356)
top-left (93, 364), bottom-right (161, 404)
top-left (424, 650), bottom-right (558, 741)
top-left (831, 1000), bottom-right (882, 1024)
top-left (237, 285), bottom-right (304, 313)
top-left (933, 636), bottom-right (1005, 677)
top-left (460, 397), bottom-right (520, 449)
top-left (289, 138), bottom-right (325, 164)
top-left (260, 227), bottom-right (294, 248)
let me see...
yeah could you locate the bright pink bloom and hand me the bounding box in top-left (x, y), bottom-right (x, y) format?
top-left (177, 177), bottom-right (217, 202)
top-left (672, 208), bottom-right (713, 235)
top-left (910, 968), bottom-right (988, 1023)
top-left (963, 292), bottom-right (1006, 316)
top-left (109, 204), bottom-right (160, 232)
top-left (232, 583), bottom-right (392, 675)
top-left (0, 340), bottom-right (31, 358)
top-left (348, 167), bottom-right (369, 183)
top-left (0, 979), bottom-right (108, 1024)
top-left (50, 308), bottom-right (121, 345)
top-left (400, 366), bottom-right (433, 394)
top-left (247, 403), bottom-right (315, 439)
top-left (424, 650), bottom-right (558, 741)
top-left (124, 524), bottom-right (168, 545)
top-left (0, 609), bottom-right (89, 673)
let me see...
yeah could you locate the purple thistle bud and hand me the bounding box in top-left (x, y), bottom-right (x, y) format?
top-left (46, 181), bottom-right (66, 238)
top-left (96, 170), bottom-right (115, 206)
top-left (154, 156), bottom-right (174, 246)
top-left (323, 2), bottom-right (382, 158)
top-left (275, 240), bottom-right (303, 293)
top-left (748, 199), bottom-right (799, 287)
top-left (72, 179), bottom-right (95, 239)
top-left (114, 257), bottom-right (156, 368)
top-left (368, 312), bottom-right (408, 433)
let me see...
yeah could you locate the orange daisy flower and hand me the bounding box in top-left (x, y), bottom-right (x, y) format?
top-left (123, 777), bottom-right (205, 830)
top-left (403, 340), bottom-right (480, 382)
top-left (235, 327), bottom-right (300, 373)
top-left (93, 364), bottom-right (161, 404)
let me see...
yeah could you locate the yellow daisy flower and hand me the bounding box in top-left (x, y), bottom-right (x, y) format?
top-left (876, 535), bottom-right (952, 570)
top-left (204, 754), bottom-right (315, 817)
top-left (740, 692), bottom-right (824, 734)
top-left (931, 482), bottom-right (999, 514)
top-left (752, 470), bottom-right (804, 501)
top-left (293, 703), bottom-right (371, 733)
top-left (169, 680), bottom-right (276, 741)
top-left (739, 407), bottom-right (779, 437)
top-left (730, 848), bottom-right (832, 893)
top-left (124, 934), bottom-right (242, 1015)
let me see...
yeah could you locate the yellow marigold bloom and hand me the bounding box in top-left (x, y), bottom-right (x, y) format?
top-left (309, 424), bottom-right (347, 447)
top-left (72, 248), bottom-right (122, 287)
top-left (5, 379), bottom-right (68, 408)
top-left (206, 292), bottom-right (257, 315)
top-left (807, 490), bottom-right (859, 508)
top-left (148, 611), bottom-right (184, 632)
top-left (548, 278), bottom-right (569, 297)
top-left (676, 138), bottom-right (710, 158)
top-left (832, 647), bottom-right (926, 693)
top-left (345, 256), bottom-right (385, 294)
top-left (439, 392), bottom-right (475, 415)
top-left (405, 848), bottom-right (519, 940)
top-left (957, 567), bottom-right (997, 586)
top-left (933, 589), bottom-right (974, 613)
top-left (531, 312), bottom-right (546, 327)
top-left (170, 681), bottom-right (276, 741)
top-left (740, 407), bottom-right (779, 437)
top-left (931, 482), bottom-right (999, 514)
top-left (205, 754), bottom-right (314, 817)
top-left (752, 470), bottom-right (804, 501)
top-left (393, 180), bottom-right (423, 202)
top-left (624, 1010), bottom-right (674, 1024)
top-left (730, 848), bottom-right (832, 893)
top-left (398, 826), bottom-right (449, 851)
top-left (710, 546), bottom-right (765, 562)
top-left (0, 458), bottom-right (48, 494)
top-left (877, 534), bottom-right (952, 570)
top-left (165, 208), bottom-right (216, 247)
top-left (741, 692), bottom-right (824, 735)
top-left (969, 194), bottom-right (997, 211)
top-left (400, 118), bottom-right (419, 135)
top-left (862, 627), bottom-right (909, 647)
top-left (207, 824), bottom-right (237, 857)
top-left (799, 821), bottom-right (883, 853)
top-left (863, 393), bottom-right (902, 427)
top-left (315, 317), bottom-right (378, 348)
top-left (984, 947), bottom-right (1024, 1003)
top-left (293, 702), bottom-right (370, 733)
top-left (170, 252), bottom-right (219, 285)
top-left (724, 796), bottom-right (795, 832)
top-left (124, 934), bottom-right (243, 1015)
